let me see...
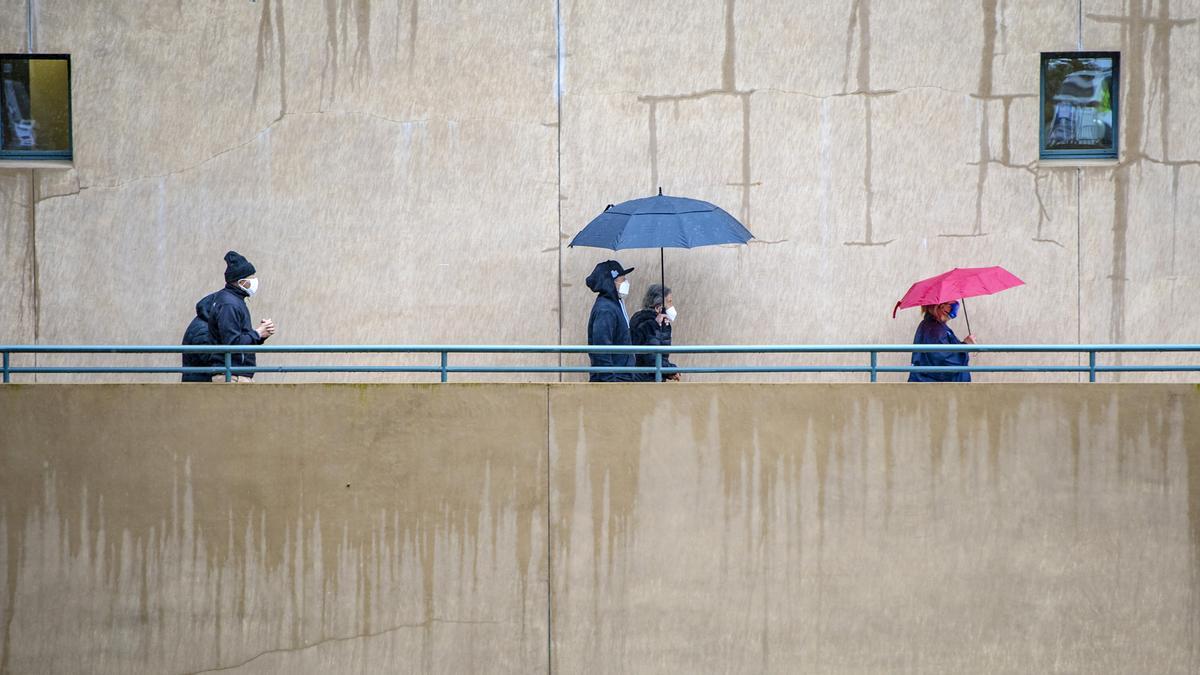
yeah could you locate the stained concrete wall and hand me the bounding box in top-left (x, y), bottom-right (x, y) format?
top-left (2, 383), bottom-right (1200, 672)
top-left (0, 384), bottom-right (550, 673)
top-left (0, 1), bottom-right (1199, 382)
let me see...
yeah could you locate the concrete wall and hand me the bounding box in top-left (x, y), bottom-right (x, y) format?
top-left (0, 1), bottom-right (1199, 382)
top-left (2, 383), bottom-right (1199, 672)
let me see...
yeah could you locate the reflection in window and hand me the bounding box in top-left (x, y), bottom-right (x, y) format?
top-left (1040, 52), bottom-right (1119, 160)
top-left (0, 54), bottom-right (71, 160)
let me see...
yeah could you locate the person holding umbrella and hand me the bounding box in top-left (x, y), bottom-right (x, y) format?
top-left (630, 284), bottom-right (680, 382)
top-left (909, 301), bottom-right (975, 382)
top-left (585, 260), bottom-right (636, 382)
top-left (571, 189), bottom-right (752, 383)
top-left (893, 266), bottom-right (1024, 383)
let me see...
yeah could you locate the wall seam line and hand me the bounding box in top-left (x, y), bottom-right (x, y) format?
top-left (29, 172), bottom-right (37, 384)
top-left (26, 0), bottom-right (33, 53)
top-left (1076, 168), bottom-right (1082, 381)
top-left (1080, 0), bottom-right (1089, 381)
top-left (1077, 0), bottom-right (1083, 50)
top-left (26, 0), bottom-right (37, 381)
top-left (544, 383), bottom-right (553, 674)
top-left (554, 0), bottom-right (564, 382)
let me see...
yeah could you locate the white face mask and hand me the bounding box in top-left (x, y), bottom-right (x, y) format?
top-left (665, 306), bottom-right (677, 322)
top-left (241, 278), bottom-right (259, 297)
top-left (617, 280), bottom-right (630, 297)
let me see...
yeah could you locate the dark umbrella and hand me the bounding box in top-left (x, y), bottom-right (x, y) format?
top-left (569, 188), bottom-right (754, 291)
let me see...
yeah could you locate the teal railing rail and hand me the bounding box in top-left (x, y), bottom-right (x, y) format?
top-left (2, 344), bottom-right (1200, 383)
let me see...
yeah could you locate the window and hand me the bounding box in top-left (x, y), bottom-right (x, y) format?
top-left (1039, 51), bottom-right (1119, 161)
top-left (0, 54), bottom-right (71, 162)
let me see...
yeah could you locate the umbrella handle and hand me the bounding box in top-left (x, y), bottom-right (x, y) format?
top-left (892, 301), bottom-right (901, 319)
top-left (961, 297), bottom-right (972, 336)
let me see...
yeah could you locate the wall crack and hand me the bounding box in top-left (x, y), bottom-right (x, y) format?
top-left (184, 617), bottom-right (501, 675)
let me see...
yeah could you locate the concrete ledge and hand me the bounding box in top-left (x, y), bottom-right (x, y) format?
top-left (0, 159), bottom-right (74, 170)
top-left (2, 384), bottom-right (1198, 672)
top-left (1036, 157), bottom-right (1121, 168)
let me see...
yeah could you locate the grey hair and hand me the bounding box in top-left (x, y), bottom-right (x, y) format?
top-left (642, 284), bottom-right (672, 310)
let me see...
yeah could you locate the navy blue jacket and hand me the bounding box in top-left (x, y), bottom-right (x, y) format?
top-left (206, 283), bottom-right (264, 378)
top-left (181, 292), bottom-right (220, 382)
top-left (909, 317), bottom-right (970, 382)
top-left (586, 263), bottom-right (634, 382)
top-left (630, 308), bottom-right (676, 382)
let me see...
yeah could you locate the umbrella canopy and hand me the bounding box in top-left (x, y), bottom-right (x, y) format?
top-left (569, 191), bottom-right (754, 250)
top-left (892, 266), bottom-right (1024, 318)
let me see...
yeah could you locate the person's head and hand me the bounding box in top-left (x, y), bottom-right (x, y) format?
top-left (224, 250), bottom-right (259, 297)
top-left (642, 284), bottom-right (677, 322)
top-left (642, 284), bottom-right (673, 311)
top-left (921, 301), bottom-right (958, 324)
top-left (585, 260), bottom-right (634, 299)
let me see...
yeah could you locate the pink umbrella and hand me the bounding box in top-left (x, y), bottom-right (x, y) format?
top-left (891, 266), bottom-right (1024, 334)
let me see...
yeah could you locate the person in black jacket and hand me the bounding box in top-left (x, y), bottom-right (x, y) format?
top-left (207, 251), bottom-right (275, 382)
top-left (180, 292), bottom-right (220, 382)
top-left (630, 284), bottom-right (680, 382)
top-left (585, 260), bottom-right (635, 382)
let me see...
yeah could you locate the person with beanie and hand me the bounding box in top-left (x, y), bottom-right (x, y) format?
top-left (585, 260), bottom-right (636, 382)
top-left (206, 250), bottom-right (275, 382)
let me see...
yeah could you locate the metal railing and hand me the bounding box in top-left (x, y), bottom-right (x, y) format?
top-left (2, 344), bottom-right (1200, 383)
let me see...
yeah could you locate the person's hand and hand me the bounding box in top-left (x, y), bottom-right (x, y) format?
top-left (656, 312), bottom-right (668, 326)
top-left (257, 319), bottom-right (276, 339)
top-left (667, 373), bottom-right (682, 382)
top-left (963, 334), bottom-right (976, 344)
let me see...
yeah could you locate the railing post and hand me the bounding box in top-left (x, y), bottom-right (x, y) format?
top-left (224, 352), bottom-right (232, 383)
top-left (440, 352), bottom-right (448, 383)
top-left (2, 351), bottom-right (8, 384)
top-left (869, 351), bottom-right (877, 383)
top-left (655, 352), bottom-right (662, 383)
top-left (1088, 351), bottom-right (1096, 383)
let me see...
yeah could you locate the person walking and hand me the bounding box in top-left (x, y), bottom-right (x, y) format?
top-left (585, 260), bottom-right (635, 382)
top-left (908, 301), bottom-right (975, 382)
top-left (629, 284), bottom-right (679, 381)
top-left (180, 291), bottom-right (220, 382)
top-left (207, 251), bottom-right (275, 382)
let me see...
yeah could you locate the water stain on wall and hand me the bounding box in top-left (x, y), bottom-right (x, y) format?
top-left (3, 385), bottom-right (1200, 672)
top-left (636, 0), bottom-right (758, 229)
top-left (0, 385), bottom-right (547, 673)
top-left (549, 384), bottom-right (1200, 671)
top-left (321, 0), bottom-right (374, 103)
top-left (943, 0), bottom-right (1040, 241)
top-left (252, 0), bottom-right (288, 121)
top-left (1087, 2), bottom-right (1197, 357)
top-left (841, 0), bottom-right (895, 247)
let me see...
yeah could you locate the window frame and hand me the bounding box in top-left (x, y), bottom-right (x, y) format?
top-left (0, 53), bottom-right (73, 162)
top-left (1038, 51), bottom-right (1120, 161)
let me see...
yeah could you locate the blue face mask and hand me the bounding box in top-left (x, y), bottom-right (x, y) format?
top-left (948, 302), bottom-right (959, 319)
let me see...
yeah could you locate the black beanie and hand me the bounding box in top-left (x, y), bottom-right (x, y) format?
top-left (224, 250), bottom-right (256, 283)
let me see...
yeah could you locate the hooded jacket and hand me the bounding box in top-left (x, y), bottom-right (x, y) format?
top-left (908, 316), bottom-right (970, 382)
top-left (585, 261), bottom-right (635, 382)
top-left (207, 283), bottom-right (264, 378)
top-left (629, 308), bottom-right (676, 381)
top-left (181, 292), bottom-right (220, 382)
